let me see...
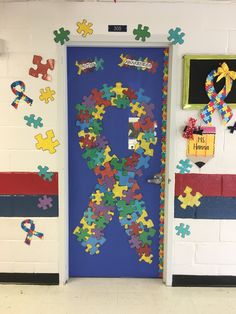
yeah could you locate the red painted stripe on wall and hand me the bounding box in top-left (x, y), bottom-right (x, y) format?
top-left (175, 173), bottom-right (236, 197)
top-left (0, 172), bottom-right (58, 195)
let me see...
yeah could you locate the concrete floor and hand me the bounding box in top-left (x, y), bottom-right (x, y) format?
top-left (1, 278), bottom-right (236, 314)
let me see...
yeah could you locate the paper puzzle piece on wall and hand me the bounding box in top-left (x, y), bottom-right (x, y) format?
top-left (11, 81), bottom-right (33, 109)
top-left (29, 55), bottom-right (55, 81)
top-left (24, 114), bottom-right (43, 128)
top-left (35, 129), bottom-right (60, 154)
top-left (76, 19), bottom-right (93, 37)
top-left (178, 186), bottom-right (202, 209)
top-left (176, 159), bottom-right (192, 174)
top-left (37, 195), bottom-right (53, 210)
top-left (53, 27), bottom-right (70, 45)
top-left (21, 219), bottom-right (44, 245)
top-left (175, 223), bottom-right (190, 238)
top-left (167, 27), bottom-right (185, 45)
top-left (200, 63), bottom-right (234, 125)
top-left (133, 24), bottom-right (151, 42)
top-left (39, 87), bottom-right (55, 103)
top-left (37, 165), bottom-right (54, 181)
top-left (228, 121), bottom-right (236, 134)
top-left (187, 126), bottom-right (216, 168)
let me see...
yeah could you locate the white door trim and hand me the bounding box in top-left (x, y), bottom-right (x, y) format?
top-left (58, 35), bottom-right (177, 285)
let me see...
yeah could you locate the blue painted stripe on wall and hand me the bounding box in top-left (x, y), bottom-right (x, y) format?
top-left (0, 195), bottom-right (58, 217)
top-left (175, 197), bottom-right (236, 219)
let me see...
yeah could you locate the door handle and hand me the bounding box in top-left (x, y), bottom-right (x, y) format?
top-left (147, 173), bottom-right (162, 185)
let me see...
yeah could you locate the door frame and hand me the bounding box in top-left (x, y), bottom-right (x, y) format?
top-left (58, 35), bottom-right (177, 285)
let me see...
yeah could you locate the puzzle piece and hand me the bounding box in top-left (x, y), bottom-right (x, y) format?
top-left (228, 122), bottom-right (236, 134)
top-left (82, 95), bottom-right (96, 108)
top-left (130, 102), bottom-right (146, 117)
top-left (110, 82), bottom-right (127, 97)
top-left (177, 159), bottom-right (193, 174)
top-left (115, 171), bottom-right (135, 188)
top-left (84, 208), bottom-right (95, 225)
top-left (123, 88), bottom-right (137, 102)
top-left (80, 217), bottom-right (95, 234)
top-left (94, 162), bottom-right (117, 184)
top-left (92, 228), bottom-right (104, 240)
top-left (39, 87), bottom-right (55, 104)
top-left (92, 105), bottom-right (105, 120)
top-left (129, 235), bottom-right (141, 249)
top-left (112, 182), bottom-right (128, 198)
top-left (136, 209), bottom-right (154, 229)
top-left (139, 228), bottom-right (156, 246)
top-left (178, 186), bottom-right (203, 209)
top-left (168, 27), bottom-right (185, 45)
top-left (37, 165), bottom-right (54, 181)
top-left (101, 84), bottom-right (115, 100)
top-left (136, 88), bottom-right (151, 104)
top-left (137, 244), bottom-right (152, 257)
top-left (29, 55), bottom-right (55, 81)
top-left (175, 223), bottom-right (191, 238)
top-left (24, 114), bottom-right (43, 129)
top-left (37, 195), bottom-right (53, 210)
top-left (133, 24), bottom-right (151, 42)
top-left (53, 27), bottom-right (70, 45)
top-left (113, 95), bottom-right (130, 109)
top-left (94, 57), bottom-right (104, 71)
top-left (91, 190), bottom-right (104, 205)
top-left (73, 227), bottom-right (90, 242)
top-left (76, 19), bottom-right (93, 37)
top-left (35, 129), bottom-right (60, 154)
top-left (139, 253), bottom-right (153, 264)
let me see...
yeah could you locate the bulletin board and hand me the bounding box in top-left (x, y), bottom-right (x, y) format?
top-left (182, 55), bottom-right (236, 109)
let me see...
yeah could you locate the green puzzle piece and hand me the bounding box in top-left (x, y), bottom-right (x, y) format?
top-left (110, 157), bottom-right (126, 172)
top-left (103, 192), bottom-right (116, 206)
top-left (95, 216), bottom-right (108, 229)
top-left (75, 228), bottom-right (90, 242)
top-left (89, 120), bottom-right (103, 135)
top-left (139, 228), bottom-right (156, 246)
top-left (113, 95), bottom-right (130, 109)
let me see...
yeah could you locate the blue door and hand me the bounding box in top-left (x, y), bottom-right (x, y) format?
top-left (67, 46), bottom-right (168, 278)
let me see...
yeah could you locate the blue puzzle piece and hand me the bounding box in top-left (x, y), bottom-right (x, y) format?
top-left (115, 171), bottom-right (135, 187)
top-left (175, 223), bottom-right (191, 238)
top-left (101, 84), bottom-right (115, 100)
top-left (95, 183), bottom-right (107, 193)
top-left (168, 27), bottom-right (185, 45)
top-left (135, 148), bottom-right (151, 169)
top-left (136, 88), bottom-right (151, 104)
top-left (176, 159), bottom-right (192, 174)
top-left (84, 207), bottom-right (95, 225)
top-left (119, 212), bottom-right (138, 227)
top-left (76, 118), bottom-right (92, 130)
top-left (82, 235), bottom-right (106, 255)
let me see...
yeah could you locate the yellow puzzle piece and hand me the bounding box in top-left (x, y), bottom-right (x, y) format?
top-left (92, 105), bottom-right (105, 120)
top-left (34, 129), bottom-right (60, 154)
top-left (178, 186), bottom-right (203, 209)
top-left (91, 190), bottom-right (104, 205)
top-left (130, 102), bottom-right (146, 117)
top-left (76, 19), bottom-right (93, 37)
top-left (39, 87), bottom-right (55, 104)
top-left (136, 210), bottom-right (154, 228)
top-left (139, 254), bottom-right (153, 264)
top-left (112, 182), bottom-right (128, 198)
top-left (110, 82), bottom-right (127, 97)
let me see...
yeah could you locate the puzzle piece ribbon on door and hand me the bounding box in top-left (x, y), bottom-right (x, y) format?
top-left (73, 82), bottom-right (158, 264)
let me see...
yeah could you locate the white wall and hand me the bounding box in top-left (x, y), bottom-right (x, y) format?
top-left (0, 1), bottom-right (236, 281)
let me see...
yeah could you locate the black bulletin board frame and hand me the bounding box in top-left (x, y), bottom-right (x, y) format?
top-left (182, 55), bottom-right (236, 109)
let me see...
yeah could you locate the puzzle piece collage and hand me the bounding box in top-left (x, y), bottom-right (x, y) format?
top-left (73, 82), bottom-right (158, 264)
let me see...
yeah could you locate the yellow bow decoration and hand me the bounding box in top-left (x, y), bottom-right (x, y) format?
top-left (216, 62), bottom-right (236, 94)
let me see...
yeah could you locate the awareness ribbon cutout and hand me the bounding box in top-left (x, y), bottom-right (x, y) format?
top-left (11, 80), bottom-right (33, 109)
top-left (21, 219), bottom-right (44, 245)
top-left (73, 82), bottom-right (158, 264)
top-left (200, 62), bottom-right (235, 125)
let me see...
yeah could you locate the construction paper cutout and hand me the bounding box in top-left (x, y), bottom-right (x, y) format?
top-left (183, 117), bottom-right (197, 139)
top-left (76, 19), bottom-right (93, 37)
top-left (175, 223), bottom-right (190, 238)
top-left (187, 126), bottom-right (216, 168)
top-left (133, 24), bottom-right (151, 42)
top-left (35, 130), bottom-right (60, 154)
top-left (39, 87), bottom-right (55, 103)
top-left (228, 121), bottom-right (236, 134)
top-left (73, 82), bottom-right (158, 264)
top-left (168, 27), bottom-right (185, 45)
top-left (29, 55), bottom-right (55, 81)
top-left (201, 62), bottom-right (234, 125)
top-left (11, 81), bottom-right (33, 109)
top-left (118, 54), bottom-right (158, 74)
top-left (37, 195), bottom-right (53, 210)
top-left (128, 117), bottom-right (139, 149)
top-left (53, 27), bottom-right (70, 45)
top-left (37, 165), bottom-right (54, 181)
top-left (178, 186), bottom-right (202, 209)
top-left (176, 159), bottom-right (192, 174)
top-left (75, 57), bottom-right (104, 76)
top-left (24, 114), bottom-right (43, 128)
top-left (21, 219), bottom-right (44, 245)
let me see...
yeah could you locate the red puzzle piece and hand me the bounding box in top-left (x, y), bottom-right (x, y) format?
top-left (80, 134), bottom-right (96, 149)
top-left (124, 152), bottom-right (140, 169)
top-left (137, 244), bottom-right (152, 257)
top-left (76, 110), bottom-right (92, 123)
top-left (91, 89), bottom-right (111, 107)
top-left (140, 117), bottom-right (156, 132)
top-left (149, 60), bottom-right (158, 74)
top-left (29, 55), bottom-right (55, 81)
top-left (94, 162), bottom-right (117, 185)
top-left (128, 222), bottom-right (142, 236)
top-left (123, 88), bottom-right (137, 102)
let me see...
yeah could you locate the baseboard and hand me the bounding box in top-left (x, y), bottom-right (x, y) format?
top-left (0, 273), bottom-right (59, 285)
top-left (173, 275), bottom-right (236, 287)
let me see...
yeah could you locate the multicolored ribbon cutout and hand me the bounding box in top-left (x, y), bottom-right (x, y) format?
top-left (201, 63), bottom-right (234, 125)
top-left (11, 81), bottom-right (33, 109)
top-left (21, 219), bottom-right (44, 245)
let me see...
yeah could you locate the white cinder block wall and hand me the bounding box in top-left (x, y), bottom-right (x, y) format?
top-left (0, 1), bottom-right (236, 281)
